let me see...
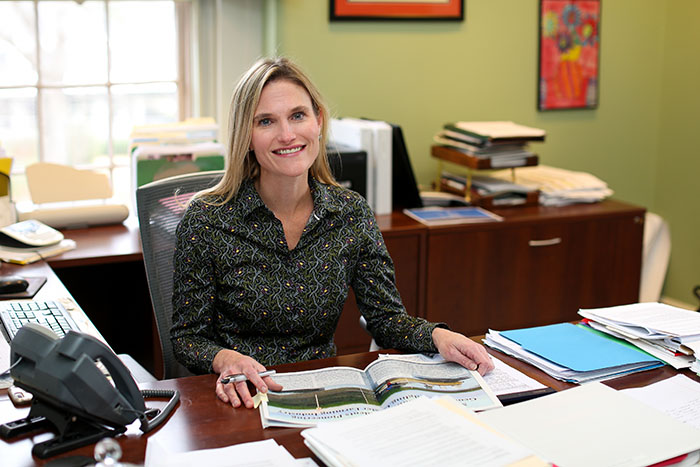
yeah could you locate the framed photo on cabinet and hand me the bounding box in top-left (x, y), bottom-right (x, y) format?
top-left (538, 0), bottom-right (601, 110)
top-left (329, 0), bottom-right (464, 21)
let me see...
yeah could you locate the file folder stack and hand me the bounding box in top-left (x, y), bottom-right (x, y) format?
top-left (129, 117), bottom-right (225, 188)
top-left (483, 322), bottom-right (664, 384)
top-left (578, 302), bottom-right (700, 371)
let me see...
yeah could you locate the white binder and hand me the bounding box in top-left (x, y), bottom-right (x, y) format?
top-left (330, 118), bottom-right (392, 215)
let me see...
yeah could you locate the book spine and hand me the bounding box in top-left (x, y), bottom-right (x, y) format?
top-left (443, 124), bottom-right (490, 145)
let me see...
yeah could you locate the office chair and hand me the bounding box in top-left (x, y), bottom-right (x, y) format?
top-left (136, 170), bottom-right (225, 379)
top-left (359, 316), bottom-right (381, 352)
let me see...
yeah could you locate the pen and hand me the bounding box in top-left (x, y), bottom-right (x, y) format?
top-left (220, 370), bottom-right (276, 384)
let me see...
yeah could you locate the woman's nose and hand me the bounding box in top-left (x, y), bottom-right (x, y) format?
top-left (277, 121), bottom-right (295, 143)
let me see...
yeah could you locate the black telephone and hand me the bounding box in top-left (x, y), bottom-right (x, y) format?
top-left (0, 323), bottom-right (179, 459)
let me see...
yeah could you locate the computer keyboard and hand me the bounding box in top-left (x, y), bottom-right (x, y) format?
top-left (0, 300), bottom-right (80, 342)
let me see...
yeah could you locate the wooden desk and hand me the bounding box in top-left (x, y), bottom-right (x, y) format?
top-left (0, 261), bottom-right (88, 372)
top-left (47, 217), bottom-right (143, 268)
top-left (41, 218), bottom-right (158, 374)
top-left (2, 345), bottom-right (697, 467)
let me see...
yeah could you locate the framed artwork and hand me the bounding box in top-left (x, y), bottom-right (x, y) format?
top-left (538, 0), bottom-right (600, 110)
top-left (329, 0), bottom-right (464, 21)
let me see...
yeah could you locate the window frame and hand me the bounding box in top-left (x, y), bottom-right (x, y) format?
top-left (0, 0), bottom-right (192, 204)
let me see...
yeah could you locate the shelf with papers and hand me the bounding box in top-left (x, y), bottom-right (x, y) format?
top-left (431, 145), bottom-right (539, 206)
top-left (438, 177), bottom-right (540, 209)
top-left (431, 144), bottom-right (539, 171)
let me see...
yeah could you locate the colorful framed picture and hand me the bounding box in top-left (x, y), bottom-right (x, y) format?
top-left (538, 0), bottom-right (600, 110)
top-left (330, 0), bottom-right (464, 21)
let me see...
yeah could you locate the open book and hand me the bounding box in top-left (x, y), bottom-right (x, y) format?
top-left (259, 355), bottom-right (501, 428)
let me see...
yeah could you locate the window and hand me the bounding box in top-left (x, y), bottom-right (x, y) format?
top-left (0, 0), bottom-right (190, 208)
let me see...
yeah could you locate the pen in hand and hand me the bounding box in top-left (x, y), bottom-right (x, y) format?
top-left (220, 369), bottom-right (276, 384)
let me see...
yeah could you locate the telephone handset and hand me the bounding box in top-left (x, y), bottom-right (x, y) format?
top-left (0, 323), bottom-right (180, 459)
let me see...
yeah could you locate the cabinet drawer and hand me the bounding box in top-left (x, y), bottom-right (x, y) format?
top-left (425, 213), bottom-right (643, 336)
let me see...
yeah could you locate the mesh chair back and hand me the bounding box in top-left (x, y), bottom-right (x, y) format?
top-left (136, 170), bottom-right (224, 379)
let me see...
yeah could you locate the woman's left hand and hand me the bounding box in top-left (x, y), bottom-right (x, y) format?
top-left (432, 327), bottom-right (495, 376)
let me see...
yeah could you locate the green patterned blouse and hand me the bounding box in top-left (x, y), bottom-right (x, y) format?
top-left (171, 177), bottom-right (440, 374)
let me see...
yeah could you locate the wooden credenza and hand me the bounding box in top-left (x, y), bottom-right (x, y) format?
top-left (338, 199), bottom-right (645, 351)
top-left (49, 199), bottom-right (645, 368)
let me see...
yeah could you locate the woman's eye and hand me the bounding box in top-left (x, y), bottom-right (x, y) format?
top-left (291, 111), bottom-right (305, 120)
top-left (258, 118), bottom-right (272, 126)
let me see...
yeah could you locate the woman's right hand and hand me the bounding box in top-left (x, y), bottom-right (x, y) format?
top-left (212, 349), bottom-right (283, 408)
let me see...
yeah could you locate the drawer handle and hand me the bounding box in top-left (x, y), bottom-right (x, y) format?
top-left (529, 237), bottom-right (562, 247)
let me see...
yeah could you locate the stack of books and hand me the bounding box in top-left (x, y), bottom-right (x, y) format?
top-left (483, 322), bottom-right (664, 384)
top-left (433, 121), bottom-right (546, 168)
top-left (578, 302), bottom-right (700, 371)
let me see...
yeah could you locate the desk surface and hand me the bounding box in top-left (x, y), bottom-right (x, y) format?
top-left (1, 345), bottom-right (696, 467)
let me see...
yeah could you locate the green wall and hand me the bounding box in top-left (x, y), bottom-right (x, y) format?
top-left (657, 0), bottom-right (700, 305)
top-left (276, 0), bottom-right (699, 306)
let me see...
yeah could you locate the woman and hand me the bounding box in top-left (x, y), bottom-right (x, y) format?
top-left (171, 57), bottom-right (494, 409)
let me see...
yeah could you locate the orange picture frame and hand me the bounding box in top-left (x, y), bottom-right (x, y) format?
top-left (538, 0), bottom-right (601, 110)
top-left (330, 0), bottom-right (464, 21)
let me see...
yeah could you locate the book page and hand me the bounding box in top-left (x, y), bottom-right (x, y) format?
top-left (364, 358), bottom-right (501, 411)
top-left (271, 366), bottom-right (371, 391)
top-left (263, 366), bottom-right (379, 427)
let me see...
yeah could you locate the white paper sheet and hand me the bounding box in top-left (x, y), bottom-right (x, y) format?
top-left (621, 375), bottom-right (700, 430)
top-left (483, 356), bottom-right (548, 396)
top-left (145, 438), bottom-right (310, 467)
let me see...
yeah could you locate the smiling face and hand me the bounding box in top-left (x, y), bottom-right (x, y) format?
top-left (250, 79), bottom-right (323, 186)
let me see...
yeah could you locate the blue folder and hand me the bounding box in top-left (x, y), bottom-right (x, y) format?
top-left (500, 322), bottom-right (662, 372)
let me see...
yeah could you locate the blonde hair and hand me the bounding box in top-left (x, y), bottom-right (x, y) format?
top-left (197, 57), bottom-right (337, 204)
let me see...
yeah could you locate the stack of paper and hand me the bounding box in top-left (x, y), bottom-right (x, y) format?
top-left (578, 302), bottom-right (700, 371)
top-left (301, 396), bottom-right (549, 467)
top-left (489, 165), bottom-right (613, 206)
top-left (483, 322), bottom-right (664, 383)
